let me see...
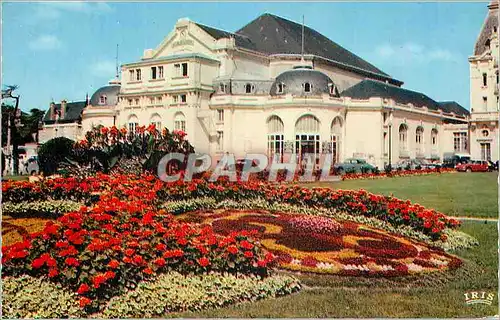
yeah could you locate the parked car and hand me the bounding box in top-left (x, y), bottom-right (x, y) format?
top-left (487, 160), bottom-right (498, 171)
top-left (418, 159), bottom-right (442, 170)
top-left (333, 158), bottom-right (376, 174)
top-left (455, 160), bottom-right (489, 172)
top-left (442, 154), bottom-right (471, 169)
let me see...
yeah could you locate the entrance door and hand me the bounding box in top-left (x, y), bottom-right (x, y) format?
top-left (480, 143), bottom-right (491, 161)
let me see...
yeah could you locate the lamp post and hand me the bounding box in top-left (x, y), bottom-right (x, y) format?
top-left (2, 85), bottom-right (21, 175)
top-left (388, 112), bottom-right (393, 170)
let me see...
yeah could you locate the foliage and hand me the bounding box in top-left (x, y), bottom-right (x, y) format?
top-left (99, 272), bottom-right (300, 318)
top-left (71, 125), bottom-right (195, 175)
top-left (2, 200), bottom-right (83, 218)
top-left (38, 137), bottom-right (76, 175)
top-left (2, 275), bottom-right (83, 318)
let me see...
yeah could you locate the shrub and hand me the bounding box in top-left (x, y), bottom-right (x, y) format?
top-left (2, 200), bottom-right (83, 218)
top-left (2, 275), bottom-right (83, 318)
top-left (38, 137), bottom-right (75, 175)
top-left (99, 272), bottom-right (301, 318)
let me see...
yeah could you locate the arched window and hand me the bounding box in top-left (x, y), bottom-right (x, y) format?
top-left (330, 116), bottom-right (343, 163)
top-left (128, 114), bottom-right (139, 133)
top-left (174, 112), bottom-right (186, 132)
top-left (482, 129), bottom-right (489, 137)
top-left (295, 115), bottom-right (320, 164)
top-left (99, 95), bottom-right (107, 105)
top-left (245, 83), bottom-right (254, 94)
top-left (303, 82), bottom-right (312, 93)
top-left (431, 128), bottom-right (438, 146)
top-left (267, 115), bottom-right (284, 163)
top-left (416, 126), bottom-right (424, 155)
top-left (398, 123), bottom-right (408, 156)
top-left (150, 113), bottom-right (162, 131)
top-left (328, 83), bottom-right (337, 95)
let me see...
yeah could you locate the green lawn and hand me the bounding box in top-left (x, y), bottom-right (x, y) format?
top-left (177, 172), bottom-right (498, 318)
top-left (175, 221), bottom-right (498, 318)
top-left (305, 172), bottom-right (499, 218)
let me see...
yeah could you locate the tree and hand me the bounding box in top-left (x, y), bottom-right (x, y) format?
top-left (1, 85), bottom-right (22, 175)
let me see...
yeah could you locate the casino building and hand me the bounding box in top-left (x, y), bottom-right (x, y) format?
top-left (42, 10), bottom-right (491, 168)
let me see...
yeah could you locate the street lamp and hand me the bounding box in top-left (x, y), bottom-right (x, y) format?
top-left (388, 111), bottom-right (393, 170)
top-left (2, 85), bottom-right (22, 175)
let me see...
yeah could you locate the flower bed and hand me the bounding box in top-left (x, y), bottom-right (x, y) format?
top-left (2, 272), bottom-right (300, 318)
top-left (178, 209), bottom-right (462, 276)
top-left (2, 200), bottom-right (83, 218)
top-left (341, 168), bottom-right (456, 181)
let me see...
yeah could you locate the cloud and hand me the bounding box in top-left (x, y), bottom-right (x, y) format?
top-left (90, 60), bottom-right (116, 78)
top-left (375, 42), bottom-right (459, 65)
top-left (31, 2), bottom-right (113, 23)
top-left (29, 34), bottom-right (62, 51)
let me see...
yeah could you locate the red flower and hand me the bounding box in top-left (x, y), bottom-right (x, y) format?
top-left (108, 259), bottom-right (120, 269)
top-left (104, 271), bottom-right (116, 279)
top-left (153, 258), bottom-right (166, 267)
top-left (240, 240), bottom-right (254, 250)
top-left (48, 268), bottom-right (59, 278)
top-left (124, 248), bottom-right (135, 256)
top-left (79, 297), bottom-right (92, 308)
top-left (143, 267), bottom-right (154, 275)
top-left (257, 260), bottom-right (267, 267)
top-left (77, 283), bottom-right (90, 295)
top-left (65, 257), bottom-right (80, 267)
top-left (244, 251), bottom-right (254, 258)
top-left (197, 257), bottom-right (210, 267)
top-left (32, 257), bottom-right (45, 269)
top-left (133, 254), bottom-right (144, 265)
top-left (227, 245), bottom-right (238, 255)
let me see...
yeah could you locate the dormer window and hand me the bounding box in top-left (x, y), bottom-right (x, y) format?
top-left (99, 95), bottom-right (107, 105)
top-left (245, 83), bottom-right (254, 94)
top-left (303, 82), bottom-right (312, 93)
top-left (219, 83), bottom-right (226, 93)
top-left (485, 39), bottom-right (491, 50)
top-left (277, 83), bottom-right (285, 94)
top-left (328, 83), bottom-right (337, 95)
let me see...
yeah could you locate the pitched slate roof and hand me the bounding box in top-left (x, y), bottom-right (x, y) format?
top-left (438, 101), bottom-right (470, 116)
top-left (43, 101), bottom-right (87, 124)
top-left (341, 80), bottom-right (440, 109)
top-left (195, 23), bottom-right (257, 51)
top-left (195, 14), bottom-right (400, 85)
top-left (474, 1), bottom-right (498, 56)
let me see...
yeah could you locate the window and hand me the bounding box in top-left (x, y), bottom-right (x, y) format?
top-left (453, 132), bottom-right (467, 153)
top-left (174, 64), bottom-right (180, 76)
top-left (482, 129), bottom-right (489, 137)
top-left (157, 96), bottom-right (162, 104)
top-left (158, 66), bottom-right (164, 79)
top-left (128, 99), bottom-right (132, 106)
top-left (219, 83), bottom-right (227, 93)
top-left (149, 97), bottom-right (155, 105)
top-left (267, 116), bottom-right (284, 163)
top-left (135, 98), bottom-right (140, 106)
top-left (483, 73), bottom-right (488, 86)
top-left (182, 63), bottom-right (188, 77)
top-left (174, 113), bottom-right (186, 132)
top-left (217, 109), bottom-right (224, 122)
top-left (497, 72), bottom-right (499, 84)
top-left (99, 95), bottom-right (107, 105)
top-left (129, 70), bottom-right (135, 81)
top-left (245, 83), bottom-right (254, 94)
top-left (216, 131), bottom-right (224, 151)
top-left (481, 143), bottom-right (491, 161)
top-left (331, 117), bottom-right (343, 163)
top-left (483, 97), bottom-right (488, 109)
top-left (494, 26), bottom-right (498, 33)
top-left (150, 114), bottom-right (162, 130)
top-left (277, 83), bottom-right (285, 94)
top-left (399, 124), bottom-right (408, 153)
top-left (303, 82), bottom-right (311, 93)
top-left (151, 66), bottom-right (157, 80)
top-left (295, 115), bottom-right (321, 163)
top-left (415, 126), bottom-right (424, 155)
top-left (136, 69), bottom-right (141, 81)
top-left (128, 115), bottom-right (139, 133)
top-left (431, 128), bottom-right (438, 146)
top-left (180, 94), bottom-right (187, 103)
top-left (173, 95), bottom-right (178, 104)
top-left (328, 83), bottom-right (336, 95)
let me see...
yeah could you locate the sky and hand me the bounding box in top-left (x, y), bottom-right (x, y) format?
top-left (1, 1), bottom-right (491, 112)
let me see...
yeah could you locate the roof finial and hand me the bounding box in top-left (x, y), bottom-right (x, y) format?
top-left (301, 15), bottom-right (305, 64)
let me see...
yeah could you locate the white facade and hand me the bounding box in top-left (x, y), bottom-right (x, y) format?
top-left (40, 14), bottom-right (473, 170)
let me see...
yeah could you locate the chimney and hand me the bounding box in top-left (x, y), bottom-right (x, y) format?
top-left (60, 99), bottom-right (67, 119)
top-left (50, 102), bottom-right (56, 120)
